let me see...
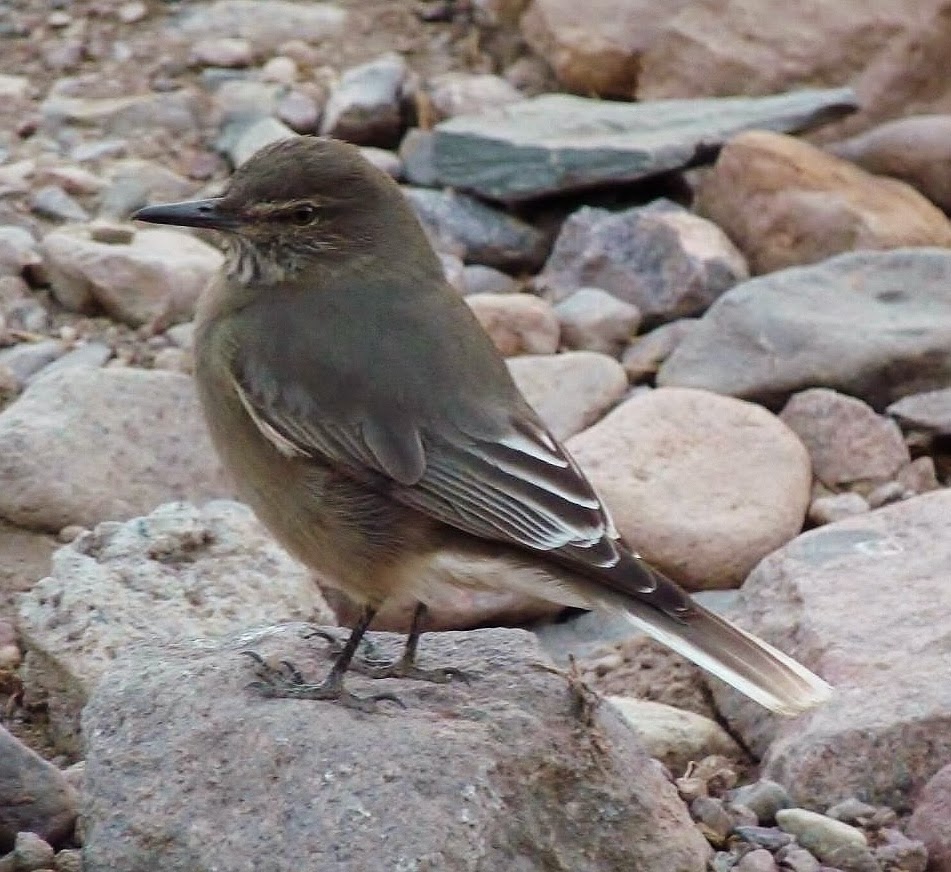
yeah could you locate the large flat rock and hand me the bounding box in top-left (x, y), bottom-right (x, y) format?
top-left (81, 626), bottom-right (710, 872)
top-left (711, 490), bottom-right (951, 812)
top-left (431, 88), bottom-right (857, 202)
top-left (658, 248), bottom-right (951, 410)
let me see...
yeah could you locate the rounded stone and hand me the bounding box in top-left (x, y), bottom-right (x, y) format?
top-left (567, 387), bottom-right (811, 589)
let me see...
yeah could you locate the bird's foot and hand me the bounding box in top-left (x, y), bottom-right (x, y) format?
top-left (241, 651), bottom-right (404, 713)
top-left (301, 626), bottom-right (381, 661)
top-left (349, 657), bottom-right (470, 685)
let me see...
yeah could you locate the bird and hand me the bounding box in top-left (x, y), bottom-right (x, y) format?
top-left (133, 136), bottom-right (832, 714)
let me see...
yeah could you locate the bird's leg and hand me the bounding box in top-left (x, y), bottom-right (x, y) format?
top-left (243, 605), bottom-right (403, 712)
top-left (348, 603), bottom-right (469, 684)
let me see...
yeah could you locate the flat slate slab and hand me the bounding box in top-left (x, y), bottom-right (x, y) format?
top-left (432, 88), bottom-right (857, 202)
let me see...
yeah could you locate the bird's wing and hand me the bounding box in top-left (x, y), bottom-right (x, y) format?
top-left (230, 361), bottom-right (627, 573)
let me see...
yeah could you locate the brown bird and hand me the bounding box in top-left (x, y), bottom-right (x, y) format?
top-left (133, 136), bottom-right (831, 714)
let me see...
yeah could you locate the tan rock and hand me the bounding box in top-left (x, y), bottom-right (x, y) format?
top-left (637, 0), bottom-right (951, 134)
top-left (908, 763), bottom-right (951, 872)
top-left (622, 319), bottom-right (698, 383)
top-left (779, 388), bottom-right (910, 488)
top-left (426, 72), bottom-right (523, 120)
top-left (521, 0), bottom-right (691, 98)
top-left (827, 115), bottom-right (951, 212)
top-left (696, 131), bottom-right (951, 275)
top-left (41, 226), bottom-right (223, 327)
top-left (567, 387), bottom-right (811, 590)
top-left (466, 292), bottom-right (560, 356)
top-left (608, 697), bottom-right (743, 772)
top-left (0, 367), bottom-right (232, 531)
top-left (508, 351), bottom-right (627, 440)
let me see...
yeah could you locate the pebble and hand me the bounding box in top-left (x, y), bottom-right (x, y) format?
top-left (866, 480), bottom-right (909, 508)
top-left (554, 287), bottom-right (642, 357)
top-left (776, 809), bottom-right (868, 865)
top-left (734, 825), bottom-right (793, 851)
top-left (260, 56), bottom-right (298, 84)
top-left (461, 264), bottom-right (517, 296)
top-left (775, 846), bottom-right (821, 872)
top-left (30, 186), bottom-right (90, 222)
top-left (808, 492), bottom-right (870, 526)
top-left (275, 90), bottom-right (321, 134)
top-left (692, 795), bottom-right (735, 843)
top-left (729, 781), bottom-right (793, 824)
top-left (735, 849), bottom-right (779, 872)
top-left (0, 340), bottom-right (65, 389)
top-left (117, 1), bottom-right (147, 24)
top-left (13, 832), bottom-right (55, 871)
top-left (53, 849), bottom-right (83, 872)
top-left (189, 37), bottom-right (254, 68)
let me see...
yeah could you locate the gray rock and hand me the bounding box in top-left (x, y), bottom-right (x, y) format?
top-left (178, 0), bottom-right (347, 54)
top-left (319, 53), bottom-right (407, 147)
top-left (734, 826), bottom-right (793, 851)
top-left (622, 319), bottom-right (699, 382)
top-left (872, 828), bottom-right (928, 872)
top-left (53, 849), bottom-right (82, 872)
top-left (461, 264), bottom-right (518, 296)
top-left (808, 493), bottom-right (870, 526)
top-left (17, 500), bottom-right (334, 753)
top-left (538, 200), bottom-right (747, 324)
top-left (0, 340), bottom-right (65, 390)
top-left (887, 387), bottom-right (951, 435)
top-left (0, 726), bottom-right (77, 851)
top-left (729, 780), bottom-right (793, 824)
top-left (775, 846), bottom-right (821, 872)
top-left (80, 625), bottom-right (711, 872)
top-left (659, 248), bottom-right (951, 410)
top-left (776, 810), bottom-right (867, 866)
top-left (907, 764), bottom-right (951, 872)
top-left (188, 36), bottom-right (254, 68)
top-left (508, 351), bottom-right (629, 439)
top-left (866, 480), bottom-right (909, 509)
top-left (712, 490), bottom-right (951, 811)
top-left (41, 90), bottom-right (201, 137)
top-left (28, 341), bottom-right (111, 383)
top-left (399, 128), bottom-right (438, 187)
top-left (0, 226), bottom-right (41, 278)
top-left (431, 88), bottom-right (857, 202)
top-left (227, 116), bottom-right (297, 168)
top-left (0, 367), bottom-right (231, 531)
top-left (30, 186), bottom-right (90, 223)
top-left (357, 146), bottom-right (402, 180)
top-left (275, 89), bottom-right (321, 134)
top-left (824, 798), bottom-right (878, 825)
top-left (554, 287), bottom-right (642, 356)
top-left (403, 186), bottom-right (548, 272)
top-left (12, 832), bottom-right (54, 871)
top-left (780, 389), bottom-right (910, 487)
top-left (736, 849), bottom-right (779, 872)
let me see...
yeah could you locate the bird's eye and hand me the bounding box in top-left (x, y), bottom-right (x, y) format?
top-left (289, 204), bottom-right (317, 226)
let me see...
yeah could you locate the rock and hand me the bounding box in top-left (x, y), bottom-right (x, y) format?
top-left (808, 493), bottom-right (870, 526)
top-left (34, 342), bottom-right (112, 382)
top-left (691, 795), bottom-right (737, 843)
top-left (0, 74), bottom-right (29, 100)
top-left (873, 828), bottom-right (928, 872)
top-left (729, 781), bottom-right (793, 824)
top-left (554, 288), bottom-right (642, 357)
top-left (712, 490), bottom-right (951, 811)
top-left (357, 146), bottom-right (402, 180)
top-left (41, 91), bottom-right (201, 137)
top-left (780, 389), bottom-right (910, 488)
top-left (438, 252), bottom-right (466, 295)
top-left (735, 848), bottom-right (779, 872)
top-left (80, 625), bottom-right (711, 872)
top-left (0, 367), bottom-right (231, 531)
top-left (907, 763), bottom-right (951, 872)
top-left (430, 88), bottom-right (857, 202)
top-left (399, 128), bottom-right (438, 187)
top-left (260, 56), bottom-right (298, 85)
top-left (319, 53), bottom-right (407, 147)
top-left (566, 387), bottom-right (811, 590)
top-left (775, 810), bottom-right (871, 870)
top-left (179, 1), bottom-right (347, 55)
top-left (896, 457), bottom-right (940, 495)
top-left (41, 225), bottom-right (223, 327)
top-left (622, 319), bottom-right (698, 383)
top-left (508, 351), bottom-right (628, 439)
top-left (100, 159), bottom-right (197, 221)
top-left (17, 500), bottom-right (334, 753)
top-left (0, 340), bottom-right (65, 391)
top-left (425, 72), bottom-right (523, 120)
top-left (866, 480), bottom-right (909, 509)
top-left (636, 0), bottom-right (951, 135)
top-left (658, 249), bottom-right (951, 410)
top-left (12, 832), bottom-right (55, 871)
top-left (0, 226), bottom-right (41, 278)
top-left (887, 388), bottom-right (951, 435)
top-left (466, 293), bottom-right (559, 356)
top-left (403, 187), bottom-right (548, 273)
top-left (827, 115), bottom-right (951, 212)
top-left (188, 36), bottom-right (254, 68)
top-left (538, 201), bottom-right (748, 324)
top-left (775, 846), bottom-right (821, 872)
top-left (608, 697), bottom-right (743, 771)
top-left (825, 798), bottom-right (879, 825)
top-left (520, 0), bottom-right (691, 98)
top-left (227, 117), bottom-right (297, 168)
top-left (275, 90), bottom-right (321, 133)
top-left (735, 826), bottom-right (793, 851)
top-left (696, 131), bottom-right (951, 275)
top-left (54, 849), bottom-right (82, 872)
top-left (30, 186), bottom-right (90, 223)
top-left (0, 726), bottom-right (77, 851)
top-left (461, 264), bottom-right (518, 296)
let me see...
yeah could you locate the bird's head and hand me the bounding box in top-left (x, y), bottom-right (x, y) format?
top-left (133, 136), bottom-right (428, 282)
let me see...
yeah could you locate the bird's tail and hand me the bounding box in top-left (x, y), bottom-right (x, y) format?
top-left (594, 581), bottom-right (832, 716)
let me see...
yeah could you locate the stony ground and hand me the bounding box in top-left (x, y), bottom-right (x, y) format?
top-left (2, 0), bottom-right (951, 870)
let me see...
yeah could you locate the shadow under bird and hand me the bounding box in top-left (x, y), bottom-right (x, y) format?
top-left (133, 136), bottom-right (832, 714)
